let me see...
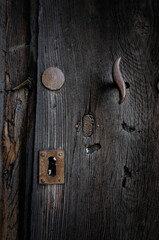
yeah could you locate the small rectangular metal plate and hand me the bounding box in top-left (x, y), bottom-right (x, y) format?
top-left (39, 149), bottom-right (64, 184)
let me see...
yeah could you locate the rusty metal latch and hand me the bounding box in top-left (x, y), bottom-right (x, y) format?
top-left (113, 57), bottom-right (126, 104)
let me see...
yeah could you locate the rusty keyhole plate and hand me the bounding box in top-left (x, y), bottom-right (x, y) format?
top-left (39, 149), bottom-right (64, 184)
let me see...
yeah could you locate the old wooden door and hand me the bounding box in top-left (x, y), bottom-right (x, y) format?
top-left (1, 0), bottom-right (159, 239)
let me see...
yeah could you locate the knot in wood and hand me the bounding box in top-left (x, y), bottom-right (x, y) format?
top-left (82, 114), bottom-right (95, 137)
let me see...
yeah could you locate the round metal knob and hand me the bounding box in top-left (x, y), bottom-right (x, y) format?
top-left (42, 67), bottom-right (65, 90)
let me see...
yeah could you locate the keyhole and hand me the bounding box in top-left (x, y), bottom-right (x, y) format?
top-left (48, 156), bottom-right (56, 177)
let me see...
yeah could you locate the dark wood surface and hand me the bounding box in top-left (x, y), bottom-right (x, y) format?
top-left (0, 0), bottom-right (6, 235)
top-left (0, 0), bottom-right (37, 239)
top-left (1, 0), bottom-right (159, 240)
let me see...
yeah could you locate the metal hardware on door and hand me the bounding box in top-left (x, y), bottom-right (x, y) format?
top-left (39, 149), bottom-right (64, 184)
top-left (12, 77), bottom-right (32, 91)
top-left (113, 57), bottom-right (126, 104)
top-left (42, 67), bottom-right (65, 90)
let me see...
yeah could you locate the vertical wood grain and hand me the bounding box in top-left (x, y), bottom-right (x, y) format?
top-left (0, 0), bottom-right (6, 235)
top-left (21, 0), bottom-right (38, 239)
top-left (1, 0), bottom-right (34, 239)
top-left (1, 0), bottom-right (159, 240)
top-left (28, 0), bottom-right (159, 240)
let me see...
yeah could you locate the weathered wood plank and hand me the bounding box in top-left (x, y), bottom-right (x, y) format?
top-left (21, 1), bottom-right (38, 239)
top-left (0, 0), bottom-right (158, 239)
top-left (29, 0), bottom-right (159, 239)
top-left (28, 0), bottom-right (159, 239)
top-left (1, 0), bottom-right (31, 239)
top-left (0, 0), bottom-right (6, 235)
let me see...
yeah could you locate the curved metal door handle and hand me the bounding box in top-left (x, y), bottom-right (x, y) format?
top-left (113, 57), bottom-right (126, 104)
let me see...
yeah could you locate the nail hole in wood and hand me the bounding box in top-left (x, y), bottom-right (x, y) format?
top-left (125, 82), bottom-right (130, 89)
top-left (86, 143), bottom-right (101, 154)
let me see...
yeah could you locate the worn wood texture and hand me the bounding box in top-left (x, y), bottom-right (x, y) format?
top-left (1, 0), bottom-right (159, 240)
top-left (21, 1), bottom-right (38, 239)
top-left (0, 0), bottom-right (6, 235)
top-left (1, 0), bottom-right (37, 239)
top-left (27, 0), bottom-right (159, 240)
